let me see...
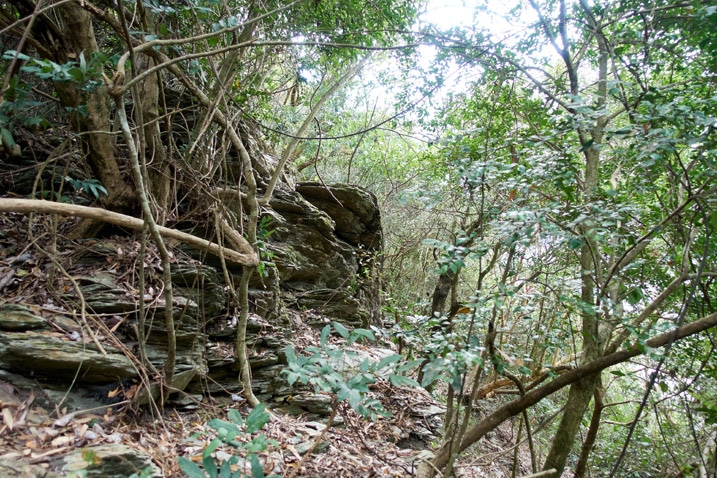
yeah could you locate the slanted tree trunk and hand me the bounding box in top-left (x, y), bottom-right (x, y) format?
top-left (51, 2), bottom-right (133, 213)
top-left (417, 312), bottom-right (717, 478)
top-left (430, 270), bottom-right (455, 320)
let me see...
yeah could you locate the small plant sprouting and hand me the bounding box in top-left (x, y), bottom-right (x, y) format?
top-left (66, 177), bottom-right (108, 199)
top-left (178, 404), bottom-right (279, 478)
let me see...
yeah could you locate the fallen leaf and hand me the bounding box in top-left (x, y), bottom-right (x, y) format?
top-left (74, 415), bottom-right (100, 425)
top-left (75, 424), bottom-right (88, 437)
top-left (53, 413), bottom-right (74, 428)
top-left (30, 447), bottom-right (68, 459)
top-left (2, 407), bottom-right (14, 430)
top-left (50, 436), bottom-right (73, 447)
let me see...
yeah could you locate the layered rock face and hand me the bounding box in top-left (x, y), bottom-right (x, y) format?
top-left (0, 182), bottom-right (384, 410)
top-left (272, 182), bottom-right (383, 328)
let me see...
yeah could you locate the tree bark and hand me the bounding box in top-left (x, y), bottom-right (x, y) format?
top-left (51, 1), bottom-right (133, 211)
top-left (574, 379), bottom-right (605, 477)
top-left (134, 4), bottom-right (170, 220)
top-left (542, 374), bottom-right (598, 472)
top-left (540, 1), bottom-right (610, 472)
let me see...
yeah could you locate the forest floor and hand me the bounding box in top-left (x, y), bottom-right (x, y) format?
top-left (0, 212), bottom-right (532, 477)
top-left (0, 379), bottom-right (528, 477)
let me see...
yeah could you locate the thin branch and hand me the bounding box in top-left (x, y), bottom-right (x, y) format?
top-left (131, 0), bottom-right (305, 53)
top-left (260, 53), bottom-right (371, 204)
top-left (0, 0), bottom-right (43, 103)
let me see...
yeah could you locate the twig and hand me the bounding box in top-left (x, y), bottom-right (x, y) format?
top-left (286, 398), bottom-right (338, 478)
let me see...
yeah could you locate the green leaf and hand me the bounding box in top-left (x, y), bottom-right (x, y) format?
top-left (332, 321), bottom-right (350, 339)
top-left (579, 139), bottom-right (594, 151)
top-left (349, 328), bottom-right (375, 343)
top-left (208, 419), bottom-right (240, 437)
top-left (347, 388), bottom-right (362, 411)
top-left (451, 371), bottom-right (463, 391)
top-left (245, 404), bottom-right (270, 434)
top-left (612, 126), bottom-right (633, 136)
top-left (1, 50), bottom-right (32, 61)
top-left (204, 438), bottom-right (222, 458)
top-left (285, 371), bottom-right (300, 385)
top-left (388, 374), bottom-right (420, 387)
top-left (250, 455), bottom-right (265, 478)
top-left (178, 456), bottom-right (206, 478)
top-left (568, 238), bottom-right (584, 250)
top-left (227, 409), bottom-right (243, 426)
top-left (88, 181), bottom-right (108, 197)
top-left (396, 359), bottom-right (423, 374)
top-left (219, 460), bottom-right (232, 478)
top-left (627, 287), bottom-right (644, 305)
top-left (203, 453), bottom-right (218, 478)
top-left (359, 358), bottom-right (370, 373)
top-left (67, 66), bottom-right (83, 82)
top-left (320, 325), bottom-right (331, 346)
top-left (420, 363), bottom-right (441, 388)
top-left (377, 354), bottom-right (402, 370)
top-left (0, 127), bottom-right (15, 148)
top-left (244, 435), bottom-right (270, 454)
top-left (284, 346), bottom-right (296, 364)
top-left (709, 212), bottom-right (717, 232)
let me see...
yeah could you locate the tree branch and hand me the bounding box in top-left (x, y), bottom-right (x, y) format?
top-left (422, 311), bottom-right (717, 475)
top-left (0, 199), bottom-right (258, 266)
top-left (260, 53), bottom-right (371, 204)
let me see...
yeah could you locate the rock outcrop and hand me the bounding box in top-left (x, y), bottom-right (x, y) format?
top-left (0, 182), bottom-right (384, 413)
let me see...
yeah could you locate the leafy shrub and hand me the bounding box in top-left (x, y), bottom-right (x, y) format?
top-left (178, 404), bottom-right (278, 478)
top-left (283, 322), bottom-right (420, 419)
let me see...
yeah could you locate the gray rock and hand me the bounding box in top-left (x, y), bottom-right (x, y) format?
top-left (49, 314), bottom-right (82, 333)
top-left (135, 368), bottom-right (198, 404)
top-left (172, 263), bottom-right (227, 319)
top-left (268, 188), bottom-right (357, 289)
top-left (288, 393), bottom-right (334, 415)
top-left (56, 444), bottom-right (160, 477)
top-left (291, 288), bottom-right (368, 326)
top-left (0, 332), bottom-right (136, 383)
top-left (72, 277), bottom-right (136, 314)
top-left (0, 457), bottom-right (62, 478)
top-left (0, 304), bottom-right (48, 331)
top-left (296, 182), bottom-right (383, 251)
top-left (2, 182), bottom-right (386, 406)
top-left (295, 440), bottom-right (329, 455)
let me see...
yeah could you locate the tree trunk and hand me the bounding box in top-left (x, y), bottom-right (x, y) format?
top-left (540, 1), bottom-right (610, 470)
top-left (134, 4), bottom-right (170, 220)
top-left (430, 271), bottom-right (454, 319)
top-left (52, 2), bottom-right (133, 212)
top-left (418, 311), bottom-right (717, 478)
top-left (574, 380), bottom-right (605, 477)
top-left (542, 374), bottom-right (598, 472)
